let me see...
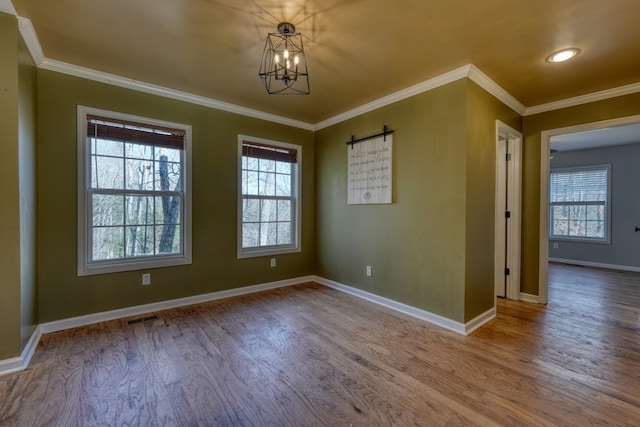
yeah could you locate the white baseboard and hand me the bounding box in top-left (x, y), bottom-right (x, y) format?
top-left (314, 276), bottom-right (495, 335)
top-left (519, 293), bottom-right (540, 304)
top-left (40, 275), bottom-right (314, 334)
top-left (0, 326), bottom-right (42, 377)
top-left (465, 307), bottom-right (497, 335)
top-left (549, 258), bottom-right (640, 273)
top-left (2, 276), bottom-right (312, 376)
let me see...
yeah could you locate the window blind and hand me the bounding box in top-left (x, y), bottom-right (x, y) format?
top-left (87, 115), bottom-right (185, 149)
top-left (550, 168), bottom-right (608, 203)
top-left (242, 141), bottom-right (298, 163)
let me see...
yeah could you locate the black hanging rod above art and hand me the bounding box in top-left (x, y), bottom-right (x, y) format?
top-left (346, 125), bottom-right (394, 149)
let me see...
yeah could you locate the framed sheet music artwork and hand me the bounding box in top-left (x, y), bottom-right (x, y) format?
top-left (347, 135), bottom-right (393, 204)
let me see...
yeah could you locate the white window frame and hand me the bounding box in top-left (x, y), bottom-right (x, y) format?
top-left (549, 164), bottom-right (611, 244)
top-left (237, 135), bottom-right (301, 259)
top-left (77, 106), bottom-right (192, 276)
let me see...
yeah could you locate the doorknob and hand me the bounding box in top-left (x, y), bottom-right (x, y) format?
top-left (636, 227), bottom-right (640, 232)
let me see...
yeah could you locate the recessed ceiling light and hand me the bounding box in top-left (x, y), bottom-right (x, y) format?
top-left (546, 48), bottom-right (581, 63)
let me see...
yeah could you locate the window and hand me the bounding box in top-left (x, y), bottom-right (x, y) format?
top-left (78, 106), bottom-right (192, 275)
top-left (549, 165), bottom-right (610, 243)
top-left (238, 135), bottom-right (301, 258)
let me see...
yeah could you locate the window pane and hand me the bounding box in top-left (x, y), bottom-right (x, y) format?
top-left (259, 172), bottom-right (275, 196)
top-left (155, 159), bottom-right (181, 191)
top-left (125, 159), bottom-right (154, 190)
top-left (277, 200), bottom-right (291, 221)
top-left (276, 161), bottom-right (291, 174)
top-left (125, 143), bottom-right (154, 160)
top-left (93, 138), bottom-right (122, 156)
top-left (155, 196), bottom-right (181, 225)
top-left (92, 156), bottom-right (124, 189)
top-left (260, 222), bottom-right (277, 246)
top-left (126, 195), bottom-right (155, 226)
top-left (275, 173), bottom-right (291, 196)
top-left (277, 222), bottom-right (292, 244)
top-left (246, 157), bottom-right (259, 171)
top-left (259, 158), bottom-right (275, 172)
top-left (245, 171), bottom-right (259, 195)
top-left (155, 225), bottom-right (181, 254)
top-left (243, 198), bottom-right (260, 222)
top-left (126, 225), bottom-right (155, 257)
top-left (155, 147), bottom-right (181, 163)
top-left (92, 226), bottom-right (124, 260)
top-left (261, 199), bottom-right (277, 222)
top-left (243, 223), bottom-right (260, 248)
top-left (92, 194), bottom-right (124, 226)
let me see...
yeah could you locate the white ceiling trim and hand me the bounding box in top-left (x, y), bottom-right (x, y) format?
top-left (467, 65), bottom-right (526, 115)
top-left (17, 17), bottom-right (44, 65)
top-left (40, 58), bottom-right (315, 130)
top-left (524, 81), bottom-right (640, 116)
top-left (0, 0), bottom-right (17, 15)
top-left (11, 5), bottom-right (640, 131)
top-left (314, 65), bottom-right (472, 130)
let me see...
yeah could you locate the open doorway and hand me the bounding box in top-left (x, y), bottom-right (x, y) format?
top-left (538, 115), bottom-right (640, 304)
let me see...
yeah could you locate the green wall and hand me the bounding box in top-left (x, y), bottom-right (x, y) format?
top-left (465, 81), bottom-right (521, 319)
top-left (36, 70), bottom-right (314, 322)
top-left (18, 43), bottom-right (38, 350)
top-left (315, 79), bottom-right (520, 323)
top-left (521, 92), bottom-right (640, 295)
top-left (0, 12), bottom-right (21, 359)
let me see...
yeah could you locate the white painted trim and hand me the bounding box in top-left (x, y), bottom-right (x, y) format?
top-left (0, 0), bottom-right (17, 15)
top-left (0, 326), bottom-right (42, 377)
top-left (21, 325), bottom-right (42, 368)
top-left (9, 6), bottom-right (640, 131)
top-left (539, 114), bottom-right (640, 305)
top-left (525, 81), bottom-right (640, 116)
top-left (40, 276), bottom-right (314, 334)
top-left (519, 293), bottom-right (540, 304)
top-left (465, 307), bottom-right (497, 335)
top-left (468, 65), bottom-right (526, 115)
top-left (17, 17), bottom-right (44, 65)
top-left (549, 258), bottom-right (640, 273)
top-left (39, 58), bottom-right (314, 131)
top-left (314, 65), bottom-right (472, 130)
top-left (315, 276), bottom-right (494, 335)
top-left (0, 357), bottom-right (23, 377)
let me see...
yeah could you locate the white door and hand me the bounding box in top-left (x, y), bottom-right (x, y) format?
top-left (495, 121), bottom-right (522, 299)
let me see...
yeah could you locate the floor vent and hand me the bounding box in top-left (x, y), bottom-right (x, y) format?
top-left (127, 315), bottom-right (159, 325)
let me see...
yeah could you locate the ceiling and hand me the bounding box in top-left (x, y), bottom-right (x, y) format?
top-left (8, 0), bottom-right (640, 124)
top-left (551, 122), bottom-right (640, 152)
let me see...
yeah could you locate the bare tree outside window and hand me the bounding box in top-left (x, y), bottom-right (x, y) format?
top-left (80, 110), bottom-right (190, 275)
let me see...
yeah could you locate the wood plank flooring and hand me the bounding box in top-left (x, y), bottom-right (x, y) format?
top-left (1, 263), bottom-right (639, 426)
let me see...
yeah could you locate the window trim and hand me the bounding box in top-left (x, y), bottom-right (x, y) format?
top-left (549, 164), bottom-right (611, 244)
top-left (77, 106), bottom-right (192, 276)
top-left (237, 134), bottom-right (302, 259)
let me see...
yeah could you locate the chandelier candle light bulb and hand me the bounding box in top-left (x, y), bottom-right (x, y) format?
top-left (259, 22), bottom-right (310, 94)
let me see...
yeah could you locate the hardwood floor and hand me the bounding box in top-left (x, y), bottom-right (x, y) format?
top-left (1, 263), bottom-right (639, 426)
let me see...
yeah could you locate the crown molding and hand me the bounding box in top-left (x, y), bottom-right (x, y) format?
top-left (467, 65), bottom-right (526, 115)
top-left (0, 0), bottom-right (17, 15)
top-left (17, 16), bottom-right (44, 65)
top-left (314, 65), bottom-right (472, 130)
top-left (39, 58), bottom-right (314, 131)
top-left (12, 5), bottom-right (640, 130)
top-left (524, 81), bottom-right (640, 116)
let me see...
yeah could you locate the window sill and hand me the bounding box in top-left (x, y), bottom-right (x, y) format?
top-left (238, 245), bottom-right (300, 259)
top-left (78, 254), bottom-right (192, 276)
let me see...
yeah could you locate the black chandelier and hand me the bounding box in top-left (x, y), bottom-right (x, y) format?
top-left (259, 22), bottom-right (310, 95)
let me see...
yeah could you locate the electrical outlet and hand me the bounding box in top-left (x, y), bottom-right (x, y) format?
top-left (270, 258), bottom-right (276, 267)
top-left (366, 266), bottom-right (373, 277)
top-left (142, 273), bottom-right (151, 286)
top-left (553, 242), bottom-right (558, 249)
